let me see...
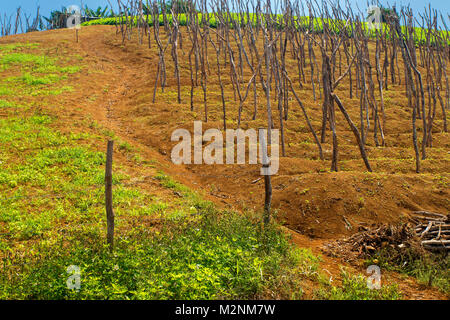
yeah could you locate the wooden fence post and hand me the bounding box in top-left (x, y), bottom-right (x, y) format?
top-left (105, 140), bottom-right (115, 250)
top-left (259, 128), bottom-right (272, 226)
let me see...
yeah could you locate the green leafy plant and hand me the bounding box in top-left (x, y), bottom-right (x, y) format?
top-left (316, 268), bottom-right (401, 300)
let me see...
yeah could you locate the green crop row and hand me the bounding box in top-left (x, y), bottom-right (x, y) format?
top-left (82, 13), bottom-right (449, 46)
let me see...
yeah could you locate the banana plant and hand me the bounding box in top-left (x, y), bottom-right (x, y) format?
top-left (83, 6), bottom-right (113, 18)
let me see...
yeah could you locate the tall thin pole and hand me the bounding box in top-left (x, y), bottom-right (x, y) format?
top-left (105, 140), bottom-right (115, 250)
top-left (259, 129), bottom-right (272, 226)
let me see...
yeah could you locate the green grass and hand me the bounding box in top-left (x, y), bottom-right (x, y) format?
top-left (1, 206), bottom-right (309, 299)
top-left (8, 73), bottom-right (67, 86)
top-left (0, 53), bottom-right (53, 69)
top-left (366, 247), bottom-right (450, 295)
top-left (0, 99), bottom-right (17, 108)
top-left (0, 109), bottom-right (308, 299)
top-left (0, 44), bottom-right (81, 97)
top-left (0, 43), bottom-right (39, 53)
top-left (0, 86), bottom-right (13, 95)
top-left (32, 65), bottom-right (81, 75)
top-left (316, 268), bottom-right (402, 300)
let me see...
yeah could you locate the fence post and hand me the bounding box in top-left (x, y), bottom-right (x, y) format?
top-left (259, 128), bottom-right (272, 226)
top-left (105, 140), bottom-right (115, 250)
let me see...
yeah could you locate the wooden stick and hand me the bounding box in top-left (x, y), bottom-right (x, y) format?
top-left (420, 221), bottom-right (433, 238)
top-left (259, 128), bottom-right (272, 226)
top-left (332, 93), bottom-right (372, 172)
top-left (412, 211), bottom-right (448, 220)
top-left (105, 140), bottom-right (115, 250)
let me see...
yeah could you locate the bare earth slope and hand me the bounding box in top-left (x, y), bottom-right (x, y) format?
top-left (58, 25), bottom-right (449, 240)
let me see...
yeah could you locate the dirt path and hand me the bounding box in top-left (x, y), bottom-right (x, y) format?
top-left (3, 26), bottom-right (447, 299)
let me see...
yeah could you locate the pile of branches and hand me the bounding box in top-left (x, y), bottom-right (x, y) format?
top-left (323, 223), bottom-right (421, 262)
top-left (411, 211), bottom-right (449, 252)
top-left (324, 212), bottom-right (449, 262)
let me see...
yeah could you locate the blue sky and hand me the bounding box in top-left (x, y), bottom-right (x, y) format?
top-left (1, 1), bottom-right (113, 17)
top-left (1, 0), bottom-right (448, 22)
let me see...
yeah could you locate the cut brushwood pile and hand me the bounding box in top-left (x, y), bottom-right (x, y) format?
top-left (411, 211), bottom-right (449, 252)
top-left (323, 211), bottom-right (449, 262)
top-left (322, 223), bottom-right (420, 262)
